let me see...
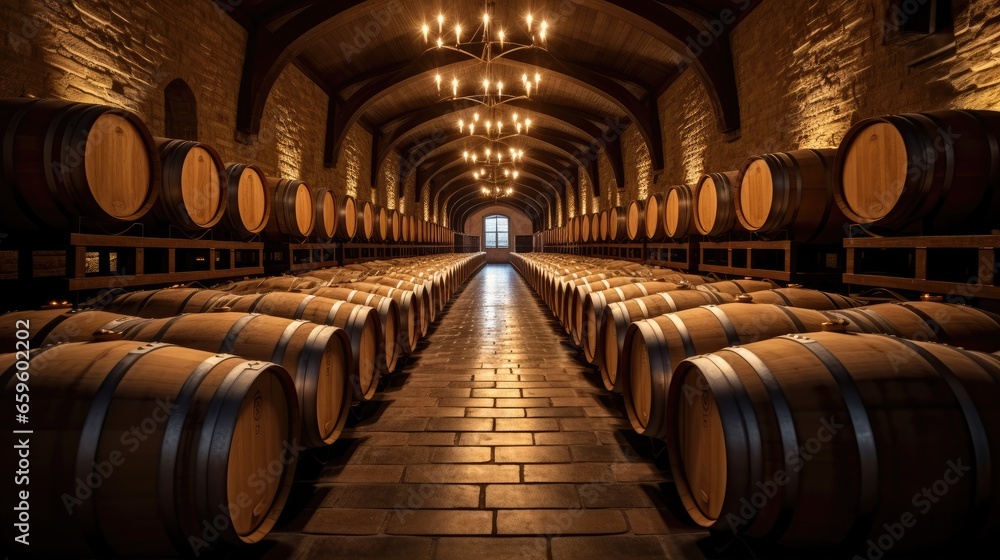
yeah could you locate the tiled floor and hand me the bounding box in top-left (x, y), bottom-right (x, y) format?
top-left (251, 264), bottom-right (713, 559)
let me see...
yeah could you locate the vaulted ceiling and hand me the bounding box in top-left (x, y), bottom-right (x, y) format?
top-left (226, 0), bottom-right (761, 231)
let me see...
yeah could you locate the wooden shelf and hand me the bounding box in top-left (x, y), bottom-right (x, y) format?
top-left (698, 240), bottom-right (843, 283)
top-left (844, 235), bottom-right (1000, 300)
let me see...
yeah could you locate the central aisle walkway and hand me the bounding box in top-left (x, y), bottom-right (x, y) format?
top-left (260, 264), bottom-right (709, 560)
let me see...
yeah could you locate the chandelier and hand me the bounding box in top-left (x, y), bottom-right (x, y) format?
top-left (421, 2), bottom-right (551, 200)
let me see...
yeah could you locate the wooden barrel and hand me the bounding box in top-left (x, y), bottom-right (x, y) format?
top-left (218, 293), bottom-right (383, 400)
top-left (313, 188), bottom-right (338, 242)
top-left (401, 212), bottom-right (412, 242)
top-left (693, 171), bottom-right (742, 236)
top-left (696, 279), bottom-right (776, 295)
top-left (590, 212), bottom-right (601, 243)
top-left (373, 205), bottom-right (389, 242)
top-left (310, 286), bottom-right (403, 371)
top-left (663, 184), bottom-right (697, 239)
top-left (736, 148), bottom-right (846, 242)
top-left (826, 301), bottom-right (1000, 352)
top-left (215, 276), bottom-right (322, 295)
top-left (567, 275), bottom-right (655, 338)
top-left (741, 288), bottom-right (864, 309)
top-left (622, 303), bottom-right (850, 438)
top-left (223, 164), bottom-right (270, 238)
top-left (666, 332), bottom-right (1000, 548)
top-left (1, 309), bottom-right (350, 448)
top-left (582, 282), bottom-right (684, 364)
top-left (0, 98), bottom-right (159, 230)
top-left (356, 200), bottom-right (375, 241)
top-left (0, 341), bottom-right (298, 556)
top-left (626, 199), bottom-right (645, 241)
top-left (342, 276), bottom-right (431, 333)
top-left (835, 110), bottom-right (1000, 233)
top-left (264, 178), bottom-right (315, 241)
top-left (645, 193), bottom-right (668, 240)
top-left (601, 290), bottom-right (736, 392)
top-left (102, 288), bottom-right (231, 317)
top-left (368, 274), bottom-right (436, 319)
top-left (389, 210), bottom-right (402, 242)
top-left (335, 195), bottom-right (358, 241)
top-left (322, 282), bottom-right (419, 352)
top-left (608, 206), bottom-right (626, 241)
top-left (580, 214), bottom-right (592, 243)
top-left (151, 138), bottom-right (226, 230)
top-left (569, 216), bottom-right (580, 243)
top-left (599, 210), bottom-right (610, 241)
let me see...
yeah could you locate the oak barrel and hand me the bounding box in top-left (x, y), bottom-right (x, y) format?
top-left (736, 148), bottom-right (846, 242)
top-left (264, 178), bottom-right (315, 241)
top-left (644, 193), bottom-right (668, 240)
top-left (357, 200), bottom-right (375, 241)
top-left (580, 214), bottom-right (592, 243)
top-left (310, 286), bottom-right (403, 371)
top-left (581, 281), bottom-right (683, 363)
top-left (223, 164), bottom-right (270, 238)
top-left (373, 205), bottom-right (389, 242)
top-left (693, 171), bottom-right (742, 236)
top-left (0, 98), bottom-right (158, 230)
top-left (335, 195), bottom-right (358, 240)
top-left (598, 210), bottom-right (610, 241)
top-left (150, 138), bottom-right (226, 230)
top-left (608, 206), bottom-right (627, 241)
top-left (313, 188), bottom-right (338, 242)
top-left (626, 199), bottom-right (645, 241)
top-left (0, 341), bottom-right (298, 555)
top-left (590, 212), bottom-right (601, 243)
top-left (667, 332), bottom-right (1000, 548)
top-left (664, 184), bottom-right (698, 239)
top-left (834, 110), bottom-right (1000, 233)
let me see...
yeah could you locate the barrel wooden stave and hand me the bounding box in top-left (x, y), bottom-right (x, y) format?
top-left (151, 137), bottom-right (227, 230)
top-left (223, 164), bottom-right (270, 238)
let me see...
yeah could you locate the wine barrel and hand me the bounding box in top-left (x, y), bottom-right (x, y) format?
top-left (736, 148), bottom-right (846, 242)
top-left (389, 210), bottom-right (402, 242)
top-left (401, 212), bottom-right (412, 242)
top-left (741, 288), bottom-right (864, 310)
top-left (835, 110), bottom-right (1000, 233)
top-left (599, 210), bottom-right (610, 241)
top-left (0, 341), bottom-right (298, 556)
top-left (336, 195), bottom-right (358, 240)
top-left (696, 279), bottom-right (776, 295)
top-left (667, 332), bottom-right (1000, 548)
top-left (580, 214), bottom-right (592, 243)
top-left (313, 188), bottom-right (338, 242)
top-left (608, 206), bottom-right (627, 241)
top-left (0, 98), bottom-right (159, 230)
top-left (693, 171), bottom-right (743, 236)
top-left (215, 276), bottom-right (321, 295)
top-left (223, 164), bottom-right (270, 238)
top-left (373, 205), bottom-right (389, 242)
top-left (622, 303), bottom-right (852, 438)
top-left (566, 276), bottom-right (655, 338)
top-left (321, 282), bottom-right (420, 352)
top-left (264, 178), bottom-right (315, 241)
top-left (357, 201), bottom-right (375, 241)
top-left (826, 301), bottom-right (1000, 352)
top-left (581, 282), bottom-right (684, 363)
top-left (590, 212), bottom-right (601, 243)
top-left (645, 193), bottom-right (668, 240)
top-left (151, 138), bottom-right (226, 230)
top-left (600, 290), bottom-right (736, 392)
top-left (365, 275), bottom-right (435, 322)
top-left (310, 286), bottom-right (404, 370)
top-left (626, 199), bottom-right (645, 241)
top-left (102, 288), bottom-right (231, 317)
top-left (0, 309), bottom-right (350, 448)
top-left (664, 184), bottom-right (697, 239)
top-left (218, 293), bottom-right (383, 400)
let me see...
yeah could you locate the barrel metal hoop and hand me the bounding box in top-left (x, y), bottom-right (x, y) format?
top-left (145, 313), bottom-right (188, 342)
top-left (324, 300), bottom-right (348, 326)
top-left (160, 353), bottom-right (234, 551)
top-left (890, 337), bottom-right (992, 524)
top-left (292, 295), bottom-right (318, 320)
top-left (244, 293), bottom-right (268, 314)
top-left (220, 314), bottom-right (260, 354)
top-left (77, 343), bottom-right (173, 556)
top-left (897, 302), bottom-right (949, 344)
top-left (773, 304), bottom-right (808, 333)
top-left (726, 346), bottom-right (800, 539)
top-left (29, 311), bottom-right (75, 347)
top-left (272, 320), bottom-right (309, 365)
top-left (0, 343), bottom-right (61, 387)
top-left (771, 289), bottom-right (794, 306)
top-left (666, 313), bottom-right (697, 358)
top-left (658, 292), bottom-right (678, 312)
top-left (781, 335), bottom-right (879, 543)
top-left (704, 305), bottom-right (740, 348)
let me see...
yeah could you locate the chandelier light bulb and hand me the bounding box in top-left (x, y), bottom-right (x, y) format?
top-left (525, 81), bottom-right (532, 98)
top-left (485, 148), bottom-right (491, 157)
top-left (507, 188), bottom-right (513, 195)
top-left (458, 119), bottom-right (465, 132)
top-left (499, 29), bottom-right (505, 48)
top-left (524, 119), bottom-right (531, 133)
top-left (473, 113), bottom-right (480, 122)
top-left (455, 24), bottom-right (462, 45)
top-left (483, 12), bottom-right (489, 27)
top-left (435, 73), bottom-right (442, 91)
top-left (463, 150), bottom-right (469, 161)
top-left (513, 171), bottom-right (519, 179)
top-left (474, 171), bottom-right (480, 179)
top-left (437, 37), bottom-right (444, 49)
top-left (516, 122), bottom-right (522, 134)
top-left (497, 81), bottom-right (503, 97)
top-left (498, 152), bottom-right (503, 162)
top-left (452, 77), bottom-right (458, 97)
top-left (472, 154), bottom-right (478, 163)
top-left (526, 14), bottom-right (533, 32)
top-left (504, 169), bottom-right (510, 177)
top-left (540, 21), bottom-right (548, 41)
top-left (535, 72), bottom-right (541, 84)
top-left (438, 14), bottom-right (445, 33)
top-left (497, 121), bottom-right (503, 134)
top-left (422, 24), bottom-right (430, 43)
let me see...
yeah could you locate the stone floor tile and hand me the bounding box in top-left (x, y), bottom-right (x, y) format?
top-left (551, 536), bottom-right (666, 560)
top-left (433, 537), bottom-right (548, 560)
top-left (485, 484), bottom-right (581, 509)
top-left (458, 432), bottom-right (534, 446)
top-left (301, 509), bottom-right (388, 535)
top-left (466, 407), bottom-right (526, 418)
top-left (495, 445), bottom-right (571, 464)
top-left (425, 417), bottom-right (495, 432)
top-left (495, 418), bottom-right (561, 432)
top-left (430, 446), bottom-right (493, 463)
top-left (386, 510), bottom-right (494, 536)
top-left (523, 464), bottom-right (614, 484)
top-left (497, 509), bottom-right (628, 535)
top-left (404, 464), bottom-right (521, 484)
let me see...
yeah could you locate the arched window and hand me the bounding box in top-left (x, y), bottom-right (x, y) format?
top-left (164, 79), bottom-right (198, 140)
top-left (484, 214), bottom-right (509, 249)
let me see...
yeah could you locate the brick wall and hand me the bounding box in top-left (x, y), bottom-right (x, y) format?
top-left (463, 205), bottom-right (533, 263)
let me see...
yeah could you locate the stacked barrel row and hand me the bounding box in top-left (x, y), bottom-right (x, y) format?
top-left (0, 252), bottom-right (484, 557)
top-left (511, 252), bottom-right (1000, 551)
top-left (0, 98), bottom-right (455, 243)
top-left (536, 109), bottom-right (1000, 245)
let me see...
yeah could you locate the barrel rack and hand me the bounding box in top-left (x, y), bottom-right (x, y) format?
top-left (843, 234), bottom-right (1000, 301)
top-left (698, 240), bottom-right (843, 284)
